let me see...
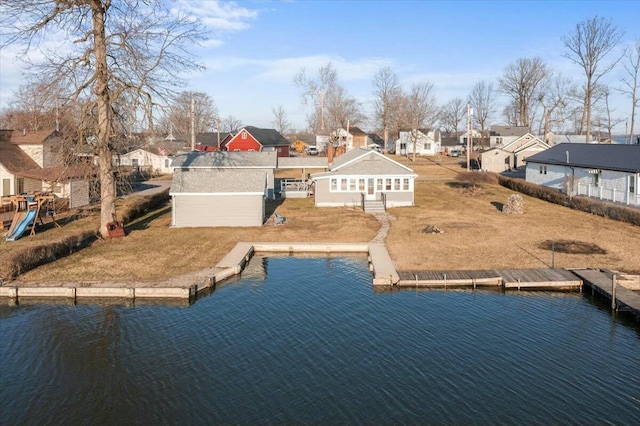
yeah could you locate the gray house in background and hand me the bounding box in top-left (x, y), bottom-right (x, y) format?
top-left (525, 143), bottom-right (640, 206)
top-left (311, 148), bottom-right (417, 209)
top-left (170, 168), bottom-right (267, 227)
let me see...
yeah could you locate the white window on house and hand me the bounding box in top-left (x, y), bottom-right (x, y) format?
top-left (358, 179), bottom-right (365, 191)
top-left (340, 179), bottom-right (347, 191)
top-left (403, 178), bottom-right (410, 191)
top-left (330, 179), bottom-right (338, 191)
top-left (241, 132), bottom-right (247, 139)
top-left (630, 175), bottom-right (636, 194)
top-left (394, 178), bottom-right (401, 191)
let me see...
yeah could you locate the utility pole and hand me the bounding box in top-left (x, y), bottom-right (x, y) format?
top-left (467, 103), bottom-right (473, 171)
top-left (190, 96), bottom-right (196, 151)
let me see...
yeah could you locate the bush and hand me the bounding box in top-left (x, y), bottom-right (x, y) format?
top-left (497, 175), bottom-right (640, 226)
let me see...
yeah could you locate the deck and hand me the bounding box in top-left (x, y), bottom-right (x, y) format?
top-left (398, 268), bottom-right (582, 290)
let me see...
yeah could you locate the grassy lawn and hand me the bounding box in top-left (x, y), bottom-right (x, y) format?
top-left (3, 155), bottom-right (639, 283)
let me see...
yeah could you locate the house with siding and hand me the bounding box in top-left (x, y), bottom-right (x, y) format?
top-left (524, 143), bottom-right (640, 206)
top-left (311, 148), bottom-right (417, 209)
top-left (0, 129), bottom-right (93, 208)
top-left (395, 129), bottom-right (441, 156)
top-left (169, 168), bottom-right (267, 227)
top-left (480, 133), bottom-right (550, 172)
top-left (222, 126), bottom-right (290, 157)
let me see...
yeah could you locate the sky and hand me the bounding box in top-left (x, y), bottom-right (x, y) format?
top-left (1, 0), bottom-right (639, 134)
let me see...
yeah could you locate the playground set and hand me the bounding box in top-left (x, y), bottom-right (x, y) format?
top-left (1, 193), bottom-right (59, 242)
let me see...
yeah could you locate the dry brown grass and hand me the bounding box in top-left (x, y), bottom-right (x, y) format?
top-left (6, 157), bottom-right (640, 283)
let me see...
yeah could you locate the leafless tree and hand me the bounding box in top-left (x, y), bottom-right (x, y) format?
top-left (562, 16), bottom-right (624, 142)
top-left (538, 74), bottom-right (574, 139)
top-left (468, 81), bottom-right (497, 146)
top-left (618, 39), bottom-right (640, 143)
top-left (326, 85), bottom-right (367, 131)
top-left (160, 91), bottom-right (218, 138)
top-left (372, 66), bottom-right (402, 153)
top-left (220, 115), bottom-right (243, 133)
top-left (271, 105), bottom-right (291, 135)
top-left (399, 82), bottom-right (439, 161)
top-left (1, 0), bottom-right (203, 237)
top-left (439, 98), bottom-right (466, 136)
top-left (294, 63), bottom-right (338, 133)
top-left (595, 85), bottom-right (625, 141)
top-left (499, 57), bottom-right (550, 128)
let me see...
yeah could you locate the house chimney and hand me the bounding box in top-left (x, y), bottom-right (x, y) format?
top-left (328, 144), bottom-right (333, 165)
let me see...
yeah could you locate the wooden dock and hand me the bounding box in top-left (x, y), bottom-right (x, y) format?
top-left (398, 268), bottom-right (582, 290)
top-left (571, 269), bottom-right (640, 320)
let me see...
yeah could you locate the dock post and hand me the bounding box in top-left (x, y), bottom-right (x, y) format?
top-left (611, 274), bottom-right (617, 311)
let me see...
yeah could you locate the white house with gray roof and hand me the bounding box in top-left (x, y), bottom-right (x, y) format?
top-left (311, 148), bottom-right (417, 210)
top-left (525, 143), bottom-right (640, 206)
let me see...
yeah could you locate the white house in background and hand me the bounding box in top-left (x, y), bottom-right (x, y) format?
top-left (524, 143), bottom-right (640, 206)
top-left (489, 125), bottom-right (530, 147)
top-left (117, 147), bottom-right (174, 174)
top-left (395, 129), bottom-right (441, 156)
top-left (458, 129), bottom-right (482, 148)
top-left (480, 133), bottom-right (550, 172)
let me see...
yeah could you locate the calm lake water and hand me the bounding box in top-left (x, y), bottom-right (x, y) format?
top-left (1, 255), bottom-right (639, 425)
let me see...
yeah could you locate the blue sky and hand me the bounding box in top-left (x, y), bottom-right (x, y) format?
top-left (1, 0), bottom-right (639, 133)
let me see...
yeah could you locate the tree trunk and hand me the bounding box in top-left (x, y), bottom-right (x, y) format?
top-left (92, 1), bottom-right (117, 237)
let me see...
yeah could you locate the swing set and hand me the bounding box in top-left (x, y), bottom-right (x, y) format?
top-left (1, 192), bottom-right (60, 241)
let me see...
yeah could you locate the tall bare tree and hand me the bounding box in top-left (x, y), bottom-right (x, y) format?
top-left (294, 63), bottom-right (338, 133)
top-left (1, 0), bottom-right (203, 237)
top-left (326, 85), bottom-right (367, 131)
top-left (220, 115), bottom-right (243, 133)
top-left (271, 105), bottom-right (291, 135)
top-left (499, 57), bottom-right (549, 128)
top-left (399, 82), bottom-right (438, 161)
top-left (439, 98), bottom-right (466, 136)
top-left (161, 91), bottom-right (218, 138)
top-left (372, 66), bottom-right (402, 153)
top-left (468, 81), bottom-right (497, 146)
top-left (562, 16), bottom-right (624, 142)
top-left (618, 39), bottom-right (640, 143)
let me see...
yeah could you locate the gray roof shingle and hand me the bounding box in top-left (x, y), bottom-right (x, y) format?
top-left (525, 143), bottom-right (640, 172)
top-left (171, 151), bottom-right (278, 169)
top-left (170, 168), bottom-right (267, 194)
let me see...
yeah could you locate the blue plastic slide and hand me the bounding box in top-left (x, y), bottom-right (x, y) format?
top-left (6, 209), bottom-right (37, 242)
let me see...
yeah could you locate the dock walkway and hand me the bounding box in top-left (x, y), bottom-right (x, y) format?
top-left (398, 268), bottom-right (582, 290)
top-left (572, 269), bottom-right (640, 320)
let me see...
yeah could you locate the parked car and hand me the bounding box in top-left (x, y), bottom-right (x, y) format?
top-left (306, 146), bottom-right (319, 155)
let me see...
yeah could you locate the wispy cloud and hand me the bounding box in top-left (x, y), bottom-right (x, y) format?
top-left (172, 0), bottom-right (259, 32)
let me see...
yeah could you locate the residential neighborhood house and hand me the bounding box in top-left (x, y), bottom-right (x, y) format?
top-left (525, 143), bottom-right (640, 206)
top-left (311, 148), bottom-right (417, 210)
top-left (0, 129), bottom-right (93, 208)
top-left (395, 129), bottom-right (441, 156)
top-left (480, 132), bottom-right (550, 173)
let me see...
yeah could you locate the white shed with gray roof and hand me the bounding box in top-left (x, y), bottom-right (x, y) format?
top-left (170, 168), bottom-right (267, 227)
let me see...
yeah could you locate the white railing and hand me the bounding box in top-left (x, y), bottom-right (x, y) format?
top-left (576, 183), bottom-right (639, 206)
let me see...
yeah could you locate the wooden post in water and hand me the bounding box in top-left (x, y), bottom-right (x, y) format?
top-left (611, 274), bottom-right (617, 311)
